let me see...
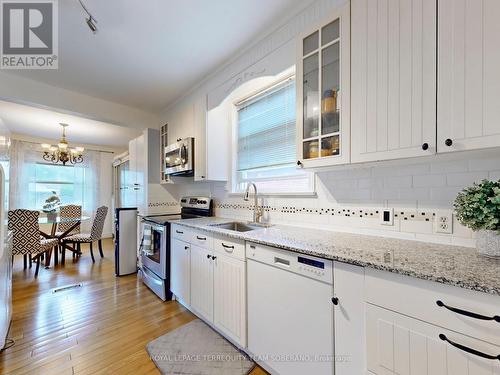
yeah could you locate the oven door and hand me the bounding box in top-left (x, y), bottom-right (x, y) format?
top-left (141, 222), bottom-right (167, 279)
top-left (164, 138), bottom-right (194, 175)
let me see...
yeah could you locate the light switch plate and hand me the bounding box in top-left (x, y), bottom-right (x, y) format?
top-left (380, 208), bottom-right (394, 226)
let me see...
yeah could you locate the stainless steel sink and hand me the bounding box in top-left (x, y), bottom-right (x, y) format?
top-left (209, 222), bottom-right (271, 232)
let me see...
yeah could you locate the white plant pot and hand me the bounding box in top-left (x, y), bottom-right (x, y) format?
top-left (476, 230), bottom-right (500, 258)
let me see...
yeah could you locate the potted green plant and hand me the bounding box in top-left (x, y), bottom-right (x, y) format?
top-left (454, 179), bottom-right (500, 257)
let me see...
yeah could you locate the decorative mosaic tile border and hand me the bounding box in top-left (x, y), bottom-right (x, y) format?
top-left (215, 203), bottom-right (441, 222)
top-left (148, 201), bottom-right (180, 208)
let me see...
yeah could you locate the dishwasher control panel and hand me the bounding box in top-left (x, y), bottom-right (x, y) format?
top-left (246, 242), bottom-right (333, 284)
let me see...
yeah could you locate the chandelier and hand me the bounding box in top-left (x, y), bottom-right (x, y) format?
top-left (41, 123), bottom-right (84, 165)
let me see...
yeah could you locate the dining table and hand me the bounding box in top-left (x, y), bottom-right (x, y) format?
top-left (38, 215), bottom-right (90, 267)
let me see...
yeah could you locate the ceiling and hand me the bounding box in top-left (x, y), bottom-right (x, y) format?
top-left (6, 0), bottom-right (306, 112)
top-left (0, 100), bottom-right (141, 148)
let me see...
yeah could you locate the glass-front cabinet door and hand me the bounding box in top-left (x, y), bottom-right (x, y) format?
top-left (296, 2), bottom-right (350, 168)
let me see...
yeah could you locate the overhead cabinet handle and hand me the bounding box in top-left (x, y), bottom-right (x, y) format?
top-left (439, 334), bottom-right (500, 361)
top-left (436, 300), bottom-right (500, 323)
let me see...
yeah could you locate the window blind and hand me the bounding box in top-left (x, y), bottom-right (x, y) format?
top-left (237, 80), bottom-right (296, 172)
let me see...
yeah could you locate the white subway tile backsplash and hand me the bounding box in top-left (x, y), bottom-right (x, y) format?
top-left (446, 171), bottom-right (488, 186)
top-left (176, 150), bottom-right (500, 249)
top-left (413, 174), bottom-right (446, 188)
top-left (489, 170), bottom-right (500, 180)
top-left (430, 186), bottom-right (462, 203)
top-left (384, 176), bottom-right (412, 188)
top-left (469, 157), bottom-right (500, 172)
top-left (430, 159), bottom-right (469, 174)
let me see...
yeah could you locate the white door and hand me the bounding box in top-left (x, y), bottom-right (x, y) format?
top-left (333, 262), bottom-right (365, 375)
top-left (213, 253), bottom-right (246, 347)
top-left (366, 304), bottom-right (500, 375)
top-left (438, 0), bottom-right (500, 153)
top-left (351, 0), bottom-right (437, 162)
top-left (170, 238), bottom-right (190, 306)
top-left (190, 244), bottom-right (213, 322)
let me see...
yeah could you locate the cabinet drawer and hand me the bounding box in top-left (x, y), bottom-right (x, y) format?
top-left (213, 235), bottom-right (245, 261)
top-left (189, 231), bottom-right (213, 249)
top-left (366, 303), bottom-right (500, 375)
top-left (365, 268), bottom-right (500, 347)
top-left (171, 224), bottom-right (191, 241)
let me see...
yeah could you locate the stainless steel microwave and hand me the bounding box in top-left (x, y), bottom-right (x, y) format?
top-left (164, 137), bottom-right (194, 176)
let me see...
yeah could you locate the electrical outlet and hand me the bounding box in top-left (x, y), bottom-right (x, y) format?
top-left (435, 211), bottom-right (453, 234)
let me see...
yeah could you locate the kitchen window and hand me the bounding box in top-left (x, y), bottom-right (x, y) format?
top-left (234, 76), bottom-right (314, 194)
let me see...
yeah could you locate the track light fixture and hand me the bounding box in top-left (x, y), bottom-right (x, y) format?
top-left (78, 0), bottom-right (98, 34)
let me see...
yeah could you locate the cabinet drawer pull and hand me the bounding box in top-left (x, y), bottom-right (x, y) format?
top-left (439, 334), bottom-right (500, 361)
top-left (176, 230), bottom-right (184, 234)
top-left (221, 243), bottom-right (234, 252)
top-left (436, 300), bottom-right (500, 323)
top-left (196, 236), bottom-right (206, 241)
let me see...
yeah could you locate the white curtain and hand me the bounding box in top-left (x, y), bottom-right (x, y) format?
top-left (9, 140), bottom-right (103, 232)
top-left (9, 140), bottom-right (39, 209)
top-left (74, 149), bottom-right (101, 232)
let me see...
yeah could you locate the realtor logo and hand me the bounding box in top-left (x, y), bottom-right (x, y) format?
top-left (1, 0), bottom-right (58, 69)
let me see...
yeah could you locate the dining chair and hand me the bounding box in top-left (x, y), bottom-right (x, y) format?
top-left (56, 204), bottom-right (82, 236)
top-left (62, 206), bottom-right (108, 263)
top-left (8, 209), bottom-right (59, 277)
top-left (55, 204), bottom-right (82, 264)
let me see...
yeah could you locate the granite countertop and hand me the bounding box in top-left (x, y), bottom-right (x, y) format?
top-left (170, 217), bottom-right (500, 296)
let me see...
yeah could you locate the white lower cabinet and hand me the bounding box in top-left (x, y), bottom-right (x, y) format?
top-left (171, 238), bottom-right (191, 305)
top-left (333, 261), bottom-right (366, 375)
top-left (190, 244), bottom-right (214, 322)
top-left (181, 230), bottom-right (247, 348)
top-left (366, 303), bottom-right (500, 375)
top-left (213, 251), bottom-right (246, 346)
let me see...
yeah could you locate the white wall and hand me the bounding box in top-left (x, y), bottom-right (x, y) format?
top-left (159, 0), bottom-right (500, 248)
top-left (99, 152), bottom-right (114, 237)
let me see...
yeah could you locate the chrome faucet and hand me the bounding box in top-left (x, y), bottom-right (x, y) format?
top-left (244, 182), bottom-right (262, 223)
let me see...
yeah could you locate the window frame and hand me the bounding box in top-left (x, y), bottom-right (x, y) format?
top-left (230, 70), bottom-right (316, 196)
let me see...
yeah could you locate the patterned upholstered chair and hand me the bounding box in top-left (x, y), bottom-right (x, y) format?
top-left (8, 209), bottom-right (59, 277)
top-left (56, 204), bottom-right (82, 236)
top-left (55, 204), bottom-right (82, 265)
top-left (62, 206), bottom-right (108, 263)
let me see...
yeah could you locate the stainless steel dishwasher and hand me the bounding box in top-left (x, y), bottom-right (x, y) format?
top-left (246, 242), bottom-right (334, 375)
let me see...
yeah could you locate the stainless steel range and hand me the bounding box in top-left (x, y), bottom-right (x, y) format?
top-left (139, 197), bottom-right (213, 300)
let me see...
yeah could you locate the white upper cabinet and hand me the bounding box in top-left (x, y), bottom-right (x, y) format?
top-left (351, 0), bottom-right (437, 163)
top-left (194, 95), bottom-right (208, 181)
top-left (438, 0), bottom-right (500, 153)
top-left (296, 2), bottom-right (350, 168)
top-left (206, 104), bottom-right (230, 181)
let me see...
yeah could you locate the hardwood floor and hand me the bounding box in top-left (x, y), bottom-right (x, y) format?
top-left (1, 238), bottom-right (267, 375)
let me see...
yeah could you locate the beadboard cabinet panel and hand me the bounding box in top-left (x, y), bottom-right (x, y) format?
top-left (366, 304), bottom-right (500, 375)
top-left (438, 0), bottom-right (500, 152)
top-left (190, 244), bottom-right (214, 322)
top-left (351, 0), bottom-right (437, 163)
